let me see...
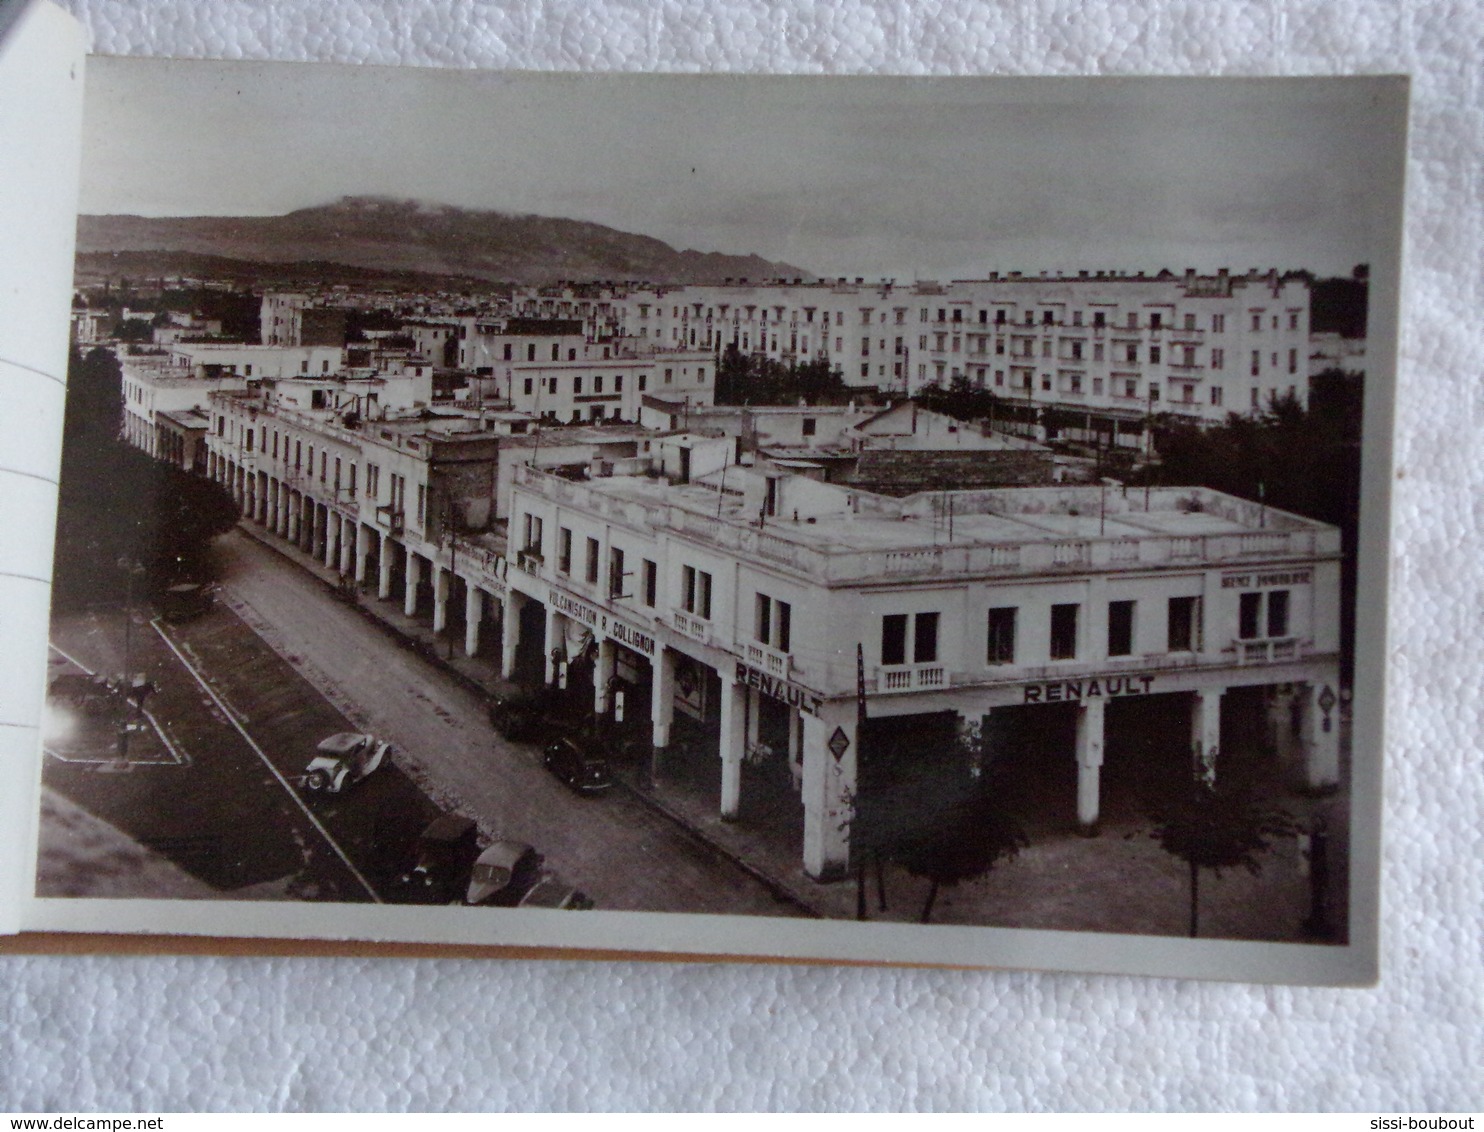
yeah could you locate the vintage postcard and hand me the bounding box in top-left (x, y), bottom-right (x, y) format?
top-left (7, 45), bottom-right (1405, 982)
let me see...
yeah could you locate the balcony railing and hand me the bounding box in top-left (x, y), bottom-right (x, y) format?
top-left (877, 663), bottom-right (947, 693)
top-left (1234, 637), bottom-right (1303, 665)
top-left (671, 609), bottom-right (711, 644)
top-left (743, 641), bottom-right (793, 678)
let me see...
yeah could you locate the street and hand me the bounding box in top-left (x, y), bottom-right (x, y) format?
top-left (40, 527), bottom-right (807, 917)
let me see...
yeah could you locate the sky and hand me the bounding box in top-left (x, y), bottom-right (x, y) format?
top-left (80, 60), bottom-right (1406, 281)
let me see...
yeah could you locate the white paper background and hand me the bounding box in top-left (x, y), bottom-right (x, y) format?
top-left (3, 0), bottom-right (1480, 1112)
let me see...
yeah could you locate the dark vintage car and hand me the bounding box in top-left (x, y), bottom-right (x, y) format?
top-left (464, 840), bottom-right (543, 907)
top-left (542, 735), bottom-right (614, 796)
top-left (393, 814), bottom-right (481, 905)
top-left (301, 732), bottom-right (390, 794)
top-left (517, 876), bottom-right (594, 911)
top-left (159, 582), bottom-right (217, 623)
top-left (486, 689), bottom-right (546, 742)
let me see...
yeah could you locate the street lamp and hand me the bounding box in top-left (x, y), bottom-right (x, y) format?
top-left (115, 555), bottom-right (146, 767)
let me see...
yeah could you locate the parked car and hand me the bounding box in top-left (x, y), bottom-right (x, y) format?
top-left (464, 840), bottom-right (543, 907)
top-left (160, 581), bottom-right (216, 622)
top-left (486, 689), bottom-right (546, 742)
top-left (394, 814), bottom-right (481, 905)
top-left (542, 735), bottom-right (614, 795)
top-left (301, 732), bottom-right (390, 794)
top-left (517, 876), bottom-right (594, 911)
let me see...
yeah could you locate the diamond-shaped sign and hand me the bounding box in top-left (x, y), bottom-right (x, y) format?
top-left (827, 726), bottom-right (851, 761)
top-left (1317, 685), bottom-right (1337, 713)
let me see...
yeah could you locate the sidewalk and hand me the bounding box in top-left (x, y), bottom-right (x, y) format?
top-left (235, 519), bottom-right (1349, 942)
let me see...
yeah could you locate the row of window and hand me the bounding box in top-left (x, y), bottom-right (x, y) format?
top-left (880, 591), bottom-right (1291, 667)
top-left (632, 305), bottom-right (1303, 335)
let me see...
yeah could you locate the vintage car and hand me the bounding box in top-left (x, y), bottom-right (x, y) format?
top-left (301, 732), bottom-right (390, 794)
top-left (542, 735), bottom-right (614, 796)
top-left (517, 876), bottom-right (594, 911)
top-left (464, 840), bottom-right (543, 907)
top-left (394, 814), bottom-right (481, 905)
top-left (486, 689), bottom-right (545, 742)
top-left (159, 581), bottom-right (217, 623)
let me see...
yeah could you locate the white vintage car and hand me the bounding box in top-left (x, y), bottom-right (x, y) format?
top-left (301, 732), bottom-right (390, 794)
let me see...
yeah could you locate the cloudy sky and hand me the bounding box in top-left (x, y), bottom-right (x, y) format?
top-left (81, 60), bottom-right (1405, 280)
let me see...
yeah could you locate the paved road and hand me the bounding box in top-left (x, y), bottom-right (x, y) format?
top-left (210, 528), bottom-right (805, 917)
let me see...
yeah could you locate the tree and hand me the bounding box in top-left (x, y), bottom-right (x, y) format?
top-left (52, 348), bottom-right (240, 609)
top-left (713, 343), bottom-right (848, 406)
top-left (1142, 764), bottom-right (1297, 938)
top-left (850, 715), bottom-right (1027, 923)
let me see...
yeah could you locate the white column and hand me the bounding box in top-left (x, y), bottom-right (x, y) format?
top-left (1300, 678), bottom-right (1341, 790)
top-left (376, 531), bottom-right (393, 599)
top-left (718, 672), bottom-right (746, 822)
top-left (256, 474), bottom-right (269, 524)
top-left (464, 585), bottom-right (483, 657)
top-left (500, 593), bottom-right (521, 679)
top-left (745, 686), bottom-right (762, 753)
top-left (650, 646), bottom-right (676, 749)
top-left (268, 478), bottom-right (280, 531)
top-left (543, 604), bottom-right (563, 685)
top-left (787, 708), bottom-right (804, 793)
top-left (404, 551), bottom-right (421, 618)
top-left (1191, 686), bottom-right (1224, 782)
top-left (594, 637), bottom-right (616, 715)
top-left (339, 519), bottom-right (355, 576)
top-left (432, 565), bottom-right (449, 633)
top-left (277, 484), bottom-right (290, 537)
top-left (288, 492), bottom-right (301, 544)
top-left (1075, 698), bottom-right (1106, 833)
top-left (323, 512), bottom-right (339, 569)
top-left (802, 701), bottom-right (856, 881)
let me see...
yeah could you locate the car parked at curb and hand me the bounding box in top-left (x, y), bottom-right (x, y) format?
top-left (517, 876), bottom-right (594, 911)
top-left (393, 814), bottom-right (481, 905)
top-left (301, 732), bottom-right (390, 794)
top-left (464, 840), bottom-right (543, 907)
top-left (486, 689), bottom-right (546, 742)
top-left (542, 734), bottom-right (614, 796)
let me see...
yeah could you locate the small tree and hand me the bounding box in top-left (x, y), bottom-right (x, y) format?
top-left (898, 787), bottom-right (1027, 923)
top-left (1143, 764), bottom-right (1297, 938)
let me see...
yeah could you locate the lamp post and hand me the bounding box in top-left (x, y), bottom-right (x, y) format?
top-left (115, 555), bottom-right (146, 766)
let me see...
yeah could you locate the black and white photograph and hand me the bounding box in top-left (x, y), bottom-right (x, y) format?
top-left (16, 55), bottom-right (1404, 982)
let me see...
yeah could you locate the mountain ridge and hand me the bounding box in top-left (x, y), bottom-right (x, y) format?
top-left (76, 197), bottom-right (813, 287)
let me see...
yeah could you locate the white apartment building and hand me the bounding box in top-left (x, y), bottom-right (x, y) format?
top-left (470, 348), bottom-right (716, 424)
top-left (119, 355), bottom-right (248, 459)
top-left (169, 342), bottom-right (345, 382)
top-left (605, 269), bottom-right (1311, 431)
top-left (505, 462), bottom-right (1343, 880)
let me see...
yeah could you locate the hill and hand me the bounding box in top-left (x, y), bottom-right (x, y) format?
top-left (76, 197), bottom-right (812, 287)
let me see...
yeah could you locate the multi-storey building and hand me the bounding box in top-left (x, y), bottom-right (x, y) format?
top-left (605, 269), bottom-right (1311, 433)
top-left (505, 458), bottom-right (1342, 880)
top-left (470, 347), bottom-right (716, 424)
top-left (119, 355), bottom-right (248, 460)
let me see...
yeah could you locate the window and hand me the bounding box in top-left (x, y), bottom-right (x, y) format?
top-left (246, 429), bottom-right (254, 453)
top-left (1126, 379), bottom-right (1138, 399)
top-left (755, 594), bottom-right (792, 652)
top-left (416, 484), bottom-right (426, 526)
top-left (639, 374), bottom-right (647, 391)
top-left (801, 417), bottom-right (817, 437)
top-left (1211, 386), bottom-right (1223, 406)
top-left (1126, 344), bottom-right (1138, 364)
top-left (1150, 313), bottom-right (1162, 330)
top-left (1108, 601), bottom-right (1135, 657)
top-left (585, 537), bottom-right (600, 584)
top-left (522, 513), bottom-right (543, 557)
top-left (1184, 313), bottom-right (1196, 331)
top-left (642, 559), bottom-right (657, 607)
top-left (1211, 314), bottom-right (1225, 333)
top-left (1288, 348), bottom-right (1298, 374)
top-left (614, 375), bottom-right (624, 392)
top-left (1050, 603), bottom-right (1079, 660)
top-left (1239, 592), bottom-right (1263, 639)
top-left (1070, 341), bottom-right (1083, 360)
top-left (987, 607), bottom-right (1016, 664)
top-left (1093, 311), bottom-right (1106, 328)
top-left (1094, 343), bottom-right (1105, 362)
top-left (608, 546), bottom-right (626, 598)
top-left (558, 528), bottom-right (572, 574)
top-left (1168, 596), bottom-right (1200, 651)
top-left (574, 376), bottom-right (583, 394)
top-left (527, 344), bottom-right (536, 362)
top-left (1042, 311), bottom-right (1054, 326)
top-left (1211, 348), bottom-right (1224, 370)
top-left (1267, 590), bottom-right (1290, 637)
top-left (1289, 312), bottom-right (1300, 331)
top-left (523, 378), bottom-right (533, 396)
top-left (503, 344), bottom-right (513, 361)
top-left (1150, 346), bottom-right (1161, 364)
top-left (881, 614), bottom-right (908, 666)
top-left (681, 566), bottom-right (712, 619)
top-left (1251, 350), bottom-right (1261, 377)
top-left (551, 344), bottom-right (559, 361)
top-left (1149, 384), bottom-right (1160, 401)
top-left (913, 612), bottom-right (939, 663)
top-left (348, 464), bottom-right (357, 496)
top-left (1251, 313), bottom-right (1262, 332)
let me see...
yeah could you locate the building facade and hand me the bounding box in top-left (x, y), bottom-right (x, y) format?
top-left (505, 463), bottom-right (1343, 880)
